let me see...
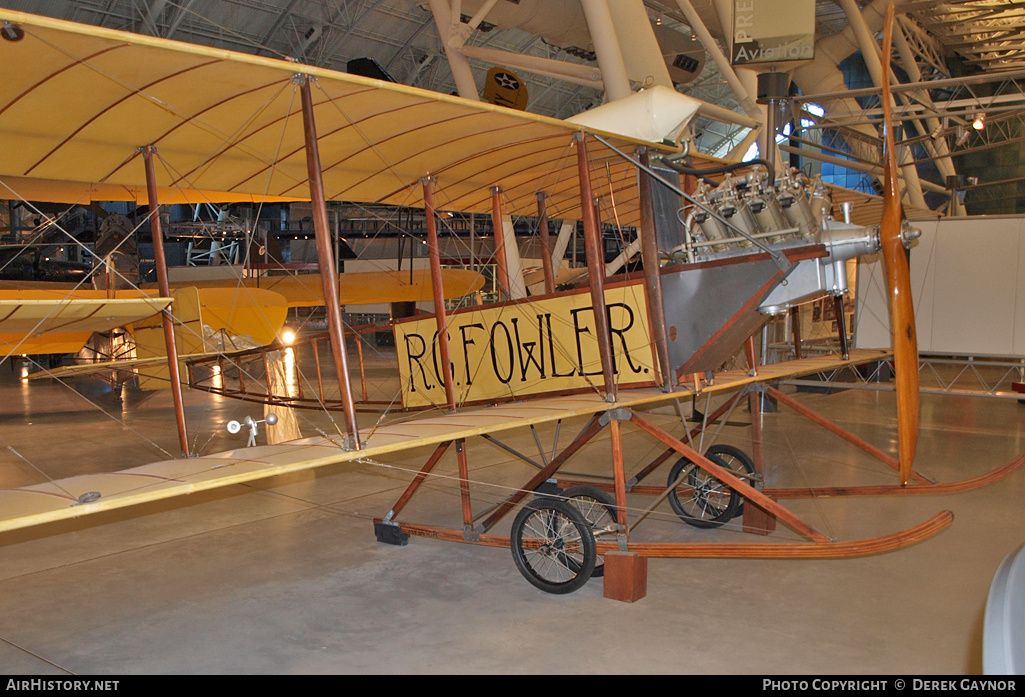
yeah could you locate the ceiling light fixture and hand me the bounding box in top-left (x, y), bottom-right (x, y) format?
top-left (972, 113), bottom-right (986, 130)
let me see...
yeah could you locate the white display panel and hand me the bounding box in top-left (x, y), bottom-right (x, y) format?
top-left (854, 216), bottom-right (1025, 356)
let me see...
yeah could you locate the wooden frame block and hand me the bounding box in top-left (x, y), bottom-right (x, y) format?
top-left (603, 551), bottom-right (648, 603)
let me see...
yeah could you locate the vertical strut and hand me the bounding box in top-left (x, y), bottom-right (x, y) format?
top-left (491, 187), bottom-right (511, 301)
top-left (790, 306), bottom-right (803, 360)
top-left (536, 193), bottom-right (556, 295)
top-left (455, 439), bottom-right (473, 528)
top-left (833, 294), bottom-right (850, 359)
top-left (142, 145), bottom-right (190, 458)
top-left (575, 132), bottom-right (616, 400)
top-left (636, 148), bottom-right (674, 389)
top-left (299, 76), bottom-right (361, 447)
top-left (609, 418), bottom-right (629, 548)
top-left (422, 177), bottom-right (457, 411)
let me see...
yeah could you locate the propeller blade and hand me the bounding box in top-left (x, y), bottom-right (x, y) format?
top-left (880, 3), bottom-right (919, 485)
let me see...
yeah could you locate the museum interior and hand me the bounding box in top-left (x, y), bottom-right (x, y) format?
top-left (0, 0), bottom-right (1024, 676)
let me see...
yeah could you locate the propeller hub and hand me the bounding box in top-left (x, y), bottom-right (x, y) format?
top-left (900, 221), bottom-right (921, 249)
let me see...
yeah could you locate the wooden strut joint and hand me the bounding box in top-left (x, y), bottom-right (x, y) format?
top-left (575, 132), bottom-right (617, 400)
top-left (765, 455), bottom-right (1025, 499)
top-left (422, 176), bottom-right (458, 410)
top-left (142, 145), bottom-right (190, 458)
top-left (627, 410), bottom-right (831, 543)
top-left (479, 415), bottom-right (606, 533)
top-left (299, 76), bottom-right (361, 448)
top-left (764, 384), bottom-right (931, 485)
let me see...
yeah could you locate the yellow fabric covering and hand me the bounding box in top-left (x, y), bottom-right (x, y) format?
top-left (0, 10), bottom-right (681, 225)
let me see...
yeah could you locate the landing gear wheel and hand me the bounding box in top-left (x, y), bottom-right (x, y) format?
top-left (703, 444), bottom-right (758, 519)
top-left (562, 485), bottom-right (618, 578)
top-left (667, 450), bottom-right (741, 528)
top-left (511, 498), bottom-right (596, 594)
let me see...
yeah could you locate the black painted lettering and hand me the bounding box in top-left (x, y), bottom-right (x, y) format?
top-left (511, 317), bottom-right (545, 381)
top-left (606, 302), bottom-right (643, 374)
top-left (430, 330), bottom-right (454, 389)
top-left (545, 313), bottom-right (576, 377)
top-left (490, 321), bottom-right (514, 384)
top-left (459, 323), bottom-right (485, 386)
top-left (570, 307), bottom-right (602, 376)
top-left (404, 333), bottom-right (434, 392)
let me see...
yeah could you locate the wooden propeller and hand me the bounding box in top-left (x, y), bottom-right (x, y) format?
top-left (880, 3), bottom-right (920, 485)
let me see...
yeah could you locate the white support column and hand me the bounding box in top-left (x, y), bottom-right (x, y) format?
top-left (891, 18), bottom-right (958, 189)
top-left (552, 220), bottom-right (576, 272)
top-left (460, 45), bottom-right (603, 90)
top-left (579, 0), bottom-right (633, 101)
top-left (675, 0), bottom-right (762, 122)
top-left (427, 0), bottom-right (480, 101)
top-left (500, 213), bottom-right (527, 300)
top-left (605, 0), bottom-right (673, 89)
top-left (604, 236), bottom-right (642, 277)
top-left (836, 0), bottom-right (927, 208)
top-left (737, 68), bottom-right (775, 169)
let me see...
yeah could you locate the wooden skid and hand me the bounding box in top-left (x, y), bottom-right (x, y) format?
top-left (764, 456), bottom-right (1025, 499)
top-left (558, 455), bottom-right (1024, 499)
top-left (609, 511), bottom-right (954, 559)
top-left (383, 511), bottom-right (954, 559)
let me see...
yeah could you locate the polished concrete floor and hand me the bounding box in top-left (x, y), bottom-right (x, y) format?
top-left (0, 349), bottom-right (1023, 675)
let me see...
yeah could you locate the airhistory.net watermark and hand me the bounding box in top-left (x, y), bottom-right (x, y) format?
top-left (5, 681), bottom-right (118, 691)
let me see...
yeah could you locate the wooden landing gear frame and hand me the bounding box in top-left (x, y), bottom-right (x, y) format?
top-left (368, 371), bottom-right (1025, 597)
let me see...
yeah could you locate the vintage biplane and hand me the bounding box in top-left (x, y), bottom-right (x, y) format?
top-left (0, 7), bottom-right (1018, 600)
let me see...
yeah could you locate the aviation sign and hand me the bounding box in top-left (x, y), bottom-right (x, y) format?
top-left (731, 0), bottom-right (815, 66)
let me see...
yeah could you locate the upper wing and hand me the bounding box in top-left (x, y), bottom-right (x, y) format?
top-left (0, 9), bottom-right (685, 225)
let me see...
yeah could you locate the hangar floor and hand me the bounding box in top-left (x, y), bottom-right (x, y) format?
top-left (0, 346), bottom-right (1022, 675)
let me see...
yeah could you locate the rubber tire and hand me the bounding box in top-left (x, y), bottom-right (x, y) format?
top-left (667, 451), bottom-right (741, 528)
top-left (510, 497), bottom-right (597, 594)
top-left (562, 485), bottom-right (618, 578)
top-left (704, 444), bottom-right (758, 519)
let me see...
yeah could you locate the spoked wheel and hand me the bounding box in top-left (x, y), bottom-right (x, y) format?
top-left (703, 444), bottom-right (759, 518)
top-left (667, 450), bottom-right (742, 528)
top-left (562, 485), bottom-right (618, 578)
top-left (510, 498), bottom-right (596, 594)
